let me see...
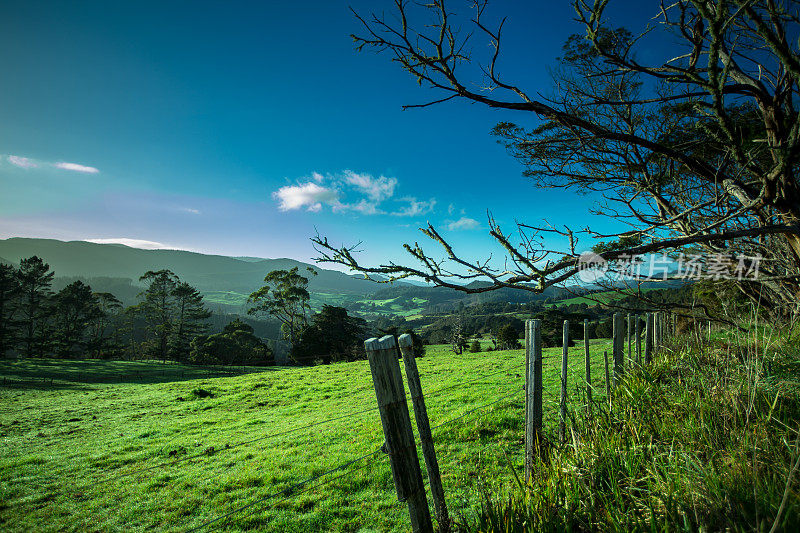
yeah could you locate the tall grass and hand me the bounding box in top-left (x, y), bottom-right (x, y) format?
top-left (468, 328), bottom-right (800, 532)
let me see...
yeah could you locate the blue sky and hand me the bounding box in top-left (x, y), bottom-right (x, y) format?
top-left (0, 1), bottom-right (659, 272)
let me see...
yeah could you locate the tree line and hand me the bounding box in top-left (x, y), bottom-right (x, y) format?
top-left (0, 257), bottom-right (272, 365)
top-left (0, 258), bottom-right (418, 366)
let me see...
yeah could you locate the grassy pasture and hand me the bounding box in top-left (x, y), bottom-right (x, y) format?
top-left (549, 287), bottom-right (662, 308)
top-left (202, 291), bottom-right (251, 308)
top-left (0, 340), bottom-right (611, 532)
top-left (354, 296), bottom-right (429, 317)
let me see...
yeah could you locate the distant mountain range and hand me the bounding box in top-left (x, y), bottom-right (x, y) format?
top-left (0, 238), bottom-right (687, 316)
top-left (0, 238), bottom-right (393, 297)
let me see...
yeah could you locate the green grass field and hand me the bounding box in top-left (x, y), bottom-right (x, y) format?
top-left (549, 287), bottom-right (662, 308)
top-left (353, 296), bottom-right (429, 317)
top-left (202, 291), bottom-right (251, 308)
top-left (0, 341), bottom-right (612, 532)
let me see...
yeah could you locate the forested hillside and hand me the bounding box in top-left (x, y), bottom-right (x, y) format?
top-left (0, 238), bottom-right (386, 296)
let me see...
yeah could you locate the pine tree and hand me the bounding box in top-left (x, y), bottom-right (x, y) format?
top-left (0, 263), bottom-right (21, 357)
top-left (52, 281), bottom-right (102, 357)
top-left (87, 292), bottom-right (123, 358)
top-left (16, 256), bottom-right (54, 357)
top-left (139, 270), bottom-right (179, 363)
top-left (170, 281), bottom-right (210, 360)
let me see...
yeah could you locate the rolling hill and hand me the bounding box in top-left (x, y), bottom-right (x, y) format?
top-left (0, 238), bottom-right (391, 298)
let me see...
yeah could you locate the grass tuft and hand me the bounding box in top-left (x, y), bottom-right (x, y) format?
top-left (468, 332), bottom-right (800, 532)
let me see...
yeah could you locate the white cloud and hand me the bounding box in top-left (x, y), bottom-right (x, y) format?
top-left (340, 198), bottom-right (385, 215)
top-left (181, 207), bottom-right (201, 215)
top-left (448, 203), bottom-right (455, 215)
top-left (273, 182), bottom-right (339, 212)
top-left (54, 161), bottom-right (100, 174)
top-left (4, 154), bottom-right (100, 173)
top-left (343, 170), bottom-right (397, 201)
top-left (392, 197), bottom-right (436, 217)
top-left (273, 170), bottom-right (436, 218)
top-left (87, 238), bottom-right (172, 249)
top-left (447, 217), bottom-right (480, 231)
top-left (8, 155), bottom-right (38, 169)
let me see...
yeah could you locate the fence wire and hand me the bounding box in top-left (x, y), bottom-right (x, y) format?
top-left (6, 400), bottom-right (384, 496)
top-left (430, 386), bottom-right (524, 432)
top-left (187, 446), bottom-right (386, 531)
top-left (8, 315), bottom-right (675, 530)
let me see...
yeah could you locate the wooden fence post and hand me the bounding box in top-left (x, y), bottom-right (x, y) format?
top-left (397, 334), bottom-right (449, 532)
top-left (584, 319), bottom-right (592, 414)
top-left (603, 350), bottom-right (611, 398)
top-left (635, 314), bottom-right (642, 365)
top-left (644, 313), bottom-right (654, 364)
top-left (627, 313), bottom-right (632, 366)
top-left (612, 313), bottom-right (624, 387)
top-left (525, 319), bottom-right (543, 482)
top-left (655, 312), bottom-right (662, 353)
top-left (364, 336), bottom-right (433, 533)
top-left (524, 319), bottom-right (530, 443)
top-left (560, 320), bottom-right (568, 443)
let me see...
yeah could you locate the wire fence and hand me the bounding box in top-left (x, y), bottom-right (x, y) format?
top-left (4, 343), bottom-right (528, 531)
top-left (188, 447), bottom-right (387, 531)
top-left (4, 312), bottom-right (671, 531)
top-left (534, 312), bottom-right (672, 442)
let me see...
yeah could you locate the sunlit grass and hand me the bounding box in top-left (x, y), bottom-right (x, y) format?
top-left (0, 341), bottom-right (612, 531)
top-left (470, 330), bottom-right (800, 532)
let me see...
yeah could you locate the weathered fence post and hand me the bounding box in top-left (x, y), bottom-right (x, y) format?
top-left (560, 320), bottom-right (568, 443)
top-left (655, 312), bottom-right (662, 352)
top-left (397, 334), bottom-right (449, 532)
top-left (644, 313), bottom-right (654, 364)
top-left (524, 320), bottom-right (530, 441)
top-left (364, 336), bottom-right (433, 533)
top-left (525, 319), bottom-right (542, 481)
top-left (627, 313), bottom-right (632, 366)
top-left (603, 350), bottom-right (611, 398)
top-left (612, 313), bottom-right (624, 386)
top-left (584, 319), bottom-right (592, 414)
top-left (635, 314), bottom-right (642, 365)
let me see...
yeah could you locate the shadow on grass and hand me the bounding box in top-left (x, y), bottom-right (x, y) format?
top-left (0, 358), bottom-right (284, 388)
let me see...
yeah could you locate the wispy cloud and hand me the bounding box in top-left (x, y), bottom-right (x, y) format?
top-left (7, 155), bottom-right (38, 169)
top-left (181, 207), bottom-right (201, 215)
top-left (54, 161), bottom-right (100, 174)
top-left (447, 216), bottom-right (480, 230)
top-left (338, 198), bottom-right (385, 215)
top-left (273, 182), bottom-right (340, 212)
top-left (343, 170), bottom-right (397, 202)
top-left (392, 197), bottom-right (436, 217)
top-left (87, 238), bottom-right (172, 249)
top-left (5, 154), bottom-right (99, 174)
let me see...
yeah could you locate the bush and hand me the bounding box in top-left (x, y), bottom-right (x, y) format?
top-left (190, 320), bottom-right (273, 366)
top-left (469, 340), bottom-right (482, 353)
top-left (494, 324), bottom-right (521, 350)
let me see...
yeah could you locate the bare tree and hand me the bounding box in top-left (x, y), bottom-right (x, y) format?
top-left (313, 0), bottom-right (800, 317)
